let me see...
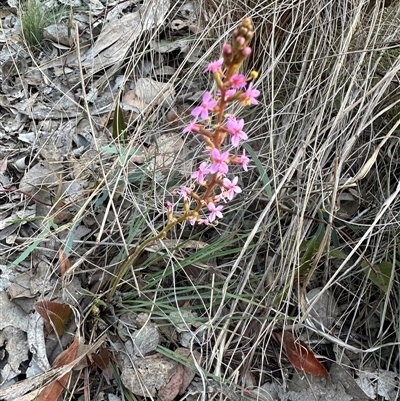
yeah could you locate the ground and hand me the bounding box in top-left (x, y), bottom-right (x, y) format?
top-left (0, 0), bottom-right (399, 400)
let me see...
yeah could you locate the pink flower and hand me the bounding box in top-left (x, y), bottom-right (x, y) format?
top-left (183, 119), bottom-right (199, 133)
top-left (204, 58), bottom-right (223, 73)
top-left (213, 193), bottom-right (226, 203)
top-left (191, 162), bottom-right (210, 184)
top-left (235, 149), bottom-right (250, 171)
top-left (217, 88), bottom-right (236, 101)
top-left (210, 148), bottom-right (229, 175)
top-left (207, 202), bottom-right (223, 222)
top-left (166, 200), bottom-right (173, 212)
top-left (241, 82), bottom-right (260, 106)
top-left (177, 186), bottom-right (192, 200)
top-left (187, 216), bottom-right (198, 225)
top-left (230, 74), bottom-right (247, 89)
top-left (191, 92), bottom-right (218, 120)
top-left (222, 176), bottom-right (242, 200)
top-left (226, 116), bottom-right (248, 147)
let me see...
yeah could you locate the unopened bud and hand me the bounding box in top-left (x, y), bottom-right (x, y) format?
top-left (242, 46), bottom-right (252, 57)
top-left (222, 43), bottom-right (232, 55)
top-left (242, 17), bottom-right (252, 27)
top-left (236, 36), bottom-right (245, 46)
top-left (250, 70), bottom-right (258, 79)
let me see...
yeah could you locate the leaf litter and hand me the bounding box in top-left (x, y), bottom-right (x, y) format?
top-left (0, 0), bottom-right (399, 400)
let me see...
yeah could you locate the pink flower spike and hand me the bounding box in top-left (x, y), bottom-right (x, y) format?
top-left (230, 74), bottom-right (247, 89)
top-left (183, 119), bottom-right (199, 133)
top-left (222, 176), bottom-right (242, 200)
top-left (177, 186), bottom-right (192, 200)
top-left (204, 58), bottom-right (223, 73)
top-left (226, 116), bottom-right (248, 147)
top-left (235, 149), bottom-right (250, 171)
top-left (241, 82), bottom-right (260, 106)
top-left (191, 162), bottom-right (210, 184)
top-left (210, 148), bottom-right (230, 175)
top-left (191, 92), bottom-right (218, 120)
top-left (207, 202), bottom-right (223, 222)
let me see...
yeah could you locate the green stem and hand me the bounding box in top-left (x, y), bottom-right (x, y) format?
top-left (107, 213), bottom-right (194, 302)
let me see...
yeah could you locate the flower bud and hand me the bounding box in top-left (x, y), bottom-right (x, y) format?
top-left (242, 47), bottom-right (252, 57)
top-left (236, 36), bottom-right (245, 46)
top-left (222, 43), bottom-right (232, 55)
top-left (250, 70), bottom-right (259, 80)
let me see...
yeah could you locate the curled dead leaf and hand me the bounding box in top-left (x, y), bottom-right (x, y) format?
top-left (34, 301), bottom-right (73, 336)
top-left (91, 347), bottom-right (113, 384)
top-left (36, 338), bottom-right (79, 401)
top-left (276, 331), bottom-right (328, 378)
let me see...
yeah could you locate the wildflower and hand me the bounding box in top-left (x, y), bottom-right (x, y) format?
top-left (210, 148), bottom-right (229, 175)
top-left (229, 74), bottom-right (247, 89)
top-left (213, 192), bottom-right (226, 203)
top-left (217, 88), bottom-right (236, 101)
top-left (183, 119), bottom-right (199, 133)
top-left (204, 58), bottom-right (223, 73)
top-left (191, 92), bottom-right (218, 120)
top-left (166, 200), bottom-right (174, 221)
top-left (222, 176), bottom-right (242, 200)
top-left (191, 162), bottom-right (210, 184)
top-left (235, 149), bottom-right (250, 171)
top-left (166, 200), bottom-right (173, 212)
top-left (241, 82), bottom-right (259, 106)
top-left (207, 202), bottom-right (223, 222)
top-left (177, 186), bottom-right (192, 200)
top-left (187, 215), bottom-right (198, 225)
top-left (226, 116), bottom-right (248, 147)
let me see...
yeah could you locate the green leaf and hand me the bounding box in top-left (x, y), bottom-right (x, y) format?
top-left (242, 142), bottom-right (272, 199)
top-left (329, 248), bottom-right (348, 259)
top-left (112, 102), bottom-right (127, 143)
top-left (367, 262), bottom-right (393, 293)
top-left (298, 236), bottom-right (318, 276)
top-left (10, 222), bottom-right (51, 268)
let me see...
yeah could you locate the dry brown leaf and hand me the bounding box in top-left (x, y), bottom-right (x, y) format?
top-left (36, 338), bottom-right (79, 401)
top-left (277, 331), bottom-right (328, 378)
top-left (82, 0), bottom-right (170, 78)
top-left (35, 301), bottom-right (73, 336)
top-left (91, 347), bottom-right (112, 384)
top-left (0, 335), bottom-right (105, 401)
top-left (158, 364), bottom-right (184, 401)
top-left (119, 353), bottom-right (178, 396)
top-left (58, 249), bottom-right (71, 277)
top-left (175, 348), bottom-right (201, 395)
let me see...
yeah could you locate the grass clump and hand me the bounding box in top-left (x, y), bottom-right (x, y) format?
top-left (20, 0), bottom-right (47, 47)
